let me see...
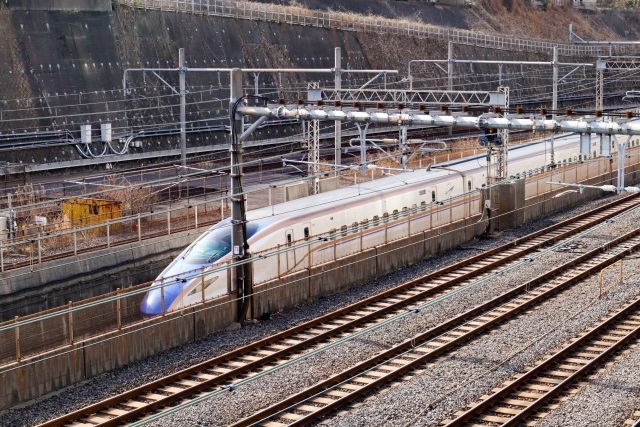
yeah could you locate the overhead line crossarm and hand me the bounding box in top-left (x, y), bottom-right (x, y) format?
top-left (238, 105), bottom-right (640, 137)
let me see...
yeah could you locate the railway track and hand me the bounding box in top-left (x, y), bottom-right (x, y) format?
top-left (624, 411), bottom-right (640, 427)
top-left (37, 194), bottom-right (640, 427)
top-left (442, 291), bottom-right (640, 426)
top-left (231, 226), bottom-right (640, 426)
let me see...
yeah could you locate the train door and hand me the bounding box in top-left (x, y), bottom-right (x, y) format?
top-left (285, 229), bottom-right (295, 271)
top-left (465, 177), bottom-right (473, 218)
top-left (443, 182), bottom-right (456, 222)
top-left (299, 223), bottom-right (311, 268)
top-left (429, 187), bottom-right (439, 228)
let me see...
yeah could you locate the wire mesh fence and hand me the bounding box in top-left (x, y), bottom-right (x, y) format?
top-left (0, 283), bottom-right (149, 365)
top-left (118, 0), bottom-right (625, 57)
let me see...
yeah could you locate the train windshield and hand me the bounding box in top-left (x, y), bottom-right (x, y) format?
top-left (181, 221), bottom-right (260, 265)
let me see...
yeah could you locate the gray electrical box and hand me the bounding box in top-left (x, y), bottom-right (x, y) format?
top-left (101, 123), bottom-right (112, 142)
top-left (81, 125), bottom-right (92, 144)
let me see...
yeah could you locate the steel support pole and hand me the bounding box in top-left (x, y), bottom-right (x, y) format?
top-left (334, 47), bottom-right (342, 175)
top-left (498, 86), bottom-right (509, 179)
top-left (400, 125), bottom-right (408, 169)
top-left (179, 48), bottom-right (187, 167)
top-left (550, 47), bottom-right (558, 166)
top-left (308, 82), bottom-right (320, 194)
top-left (230, 69), bottom-right (250, 322)
top-left (596, 68), bottom-right (604, 111)
top-left (447, 41), bottom-right (454, 137)
top-left (447, 41), bottom-right (453, 91)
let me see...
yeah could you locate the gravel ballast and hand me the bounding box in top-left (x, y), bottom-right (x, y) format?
top-left (2, 194), bottom-right (640, 427)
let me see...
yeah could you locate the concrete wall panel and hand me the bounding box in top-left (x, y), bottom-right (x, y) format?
top-left (285, 182), bottom-right (310, 202)
top-left (310, 249), bottom-right (376, 300)
top-left (196, 294), bottom-right (237, 339)
top-left (82, 310), bottom-right (194, 378)
top-left (253, 271), bottom-right (310, 316)
top-left (375, 234), bottom-right (425, 278)
top-left (0, 346), bottom-right (84, 411)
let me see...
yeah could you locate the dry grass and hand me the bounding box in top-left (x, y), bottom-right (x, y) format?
top-left (472, 0), bottom-right (618, 41)
top-left (96, 175), bottom-right (158, 216)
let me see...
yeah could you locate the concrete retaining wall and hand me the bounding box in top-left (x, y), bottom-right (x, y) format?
top-left (0, 227), bottom-right (209, 320)
top-left (310, 248), bottom-right (377, 300)
top-left (376, 233), bottom-right (426, 278)
top-left (252, 270), bottom-right (309, 317)
top-left (7, 0), bottom-right (112, 11)
top-left (0, 293), bottom-right (235, 410)
top-left (524, 167), bottom-right (617, 222)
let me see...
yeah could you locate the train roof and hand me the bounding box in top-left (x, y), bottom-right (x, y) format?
top-left (246, 133), bottom-right (580, 225)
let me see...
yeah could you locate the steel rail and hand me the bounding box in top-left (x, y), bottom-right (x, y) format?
top-left (443, 288), bottom-right (640, 426)
top-left (626, 411), bottom-right (640, 427)
top-left (36, 195), bottom-right (640, 427)
top-left (232, 228), bottom-right (640, 427)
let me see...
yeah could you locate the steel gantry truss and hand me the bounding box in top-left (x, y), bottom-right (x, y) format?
top-left (321, 88), bottom-right (506, 106)
top-left (306, 82), bottom-right (321, 195)
top-left (596, 57), bottom-right (640, 111)
top-left (496, 86), bottom-right (509, 182)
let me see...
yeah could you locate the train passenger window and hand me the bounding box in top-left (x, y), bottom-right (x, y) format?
top-left (411, 204), bottom-right (417, 213)
top-left (351, 222), bottom-right (359, 233)
top-left (362, 218), bottom-right (369, 229)
top-left (373, 215), bottom-right (380, 226)
top-left (303, 227), bottom-right (310, 240)
top-left (467, 180), bottom-right (472, 192)
top-left (392, 209), bottom-right (399, 220)
top-left (329, 228), bottom-right (336, 240)
top-left (340, 225), bottom-right (348, 237)
top-left (383, 212), bottom-right (389, 223)
top-left (420, 201), bottom-right (427, 211)
top-left (402, 207), bottom-right (409, 217)
top-left (419, 189), bottom-right (426, 196)
top-left (286, 233), bottom-right (293, 246)
top-left (431, 190), bottom-right (436, 202)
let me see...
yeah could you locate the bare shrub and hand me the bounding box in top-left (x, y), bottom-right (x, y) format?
top-left (97, 175), bottom-right (158, 217)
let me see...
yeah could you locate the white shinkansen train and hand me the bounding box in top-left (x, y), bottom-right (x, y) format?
top-left (140, 133), bottom-right (604, 315)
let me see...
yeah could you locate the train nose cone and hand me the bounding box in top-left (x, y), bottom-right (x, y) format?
top-left (140, 290), bottom-right (162, 316)
top-left (140, 278), bottom-right (186, 316)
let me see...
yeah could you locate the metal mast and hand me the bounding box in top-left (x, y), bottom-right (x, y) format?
top-left (334, 47), bottom-right (342, 175)
top-left (179, 48), bottom-right (187, 167)
top-left (307, 81), bottom-right (320, 194)
top-left (498, 86), bottom-right (509, 180)
top-left (229, 69), bottom-right (250, 321)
